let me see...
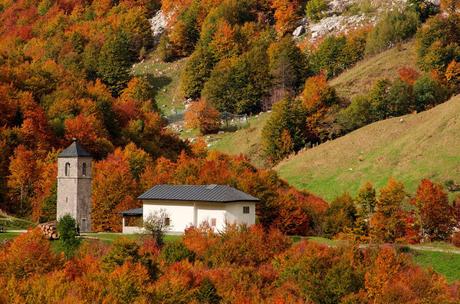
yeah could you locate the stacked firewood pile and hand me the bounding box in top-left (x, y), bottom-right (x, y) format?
top-left (38, 221), bottom-right (59, 240)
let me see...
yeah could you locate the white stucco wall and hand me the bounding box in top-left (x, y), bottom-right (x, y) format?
top-left (143, 201), bottom-right (195, 233)
top-left (196, 203), bottom-right (227, 231)
top-left (122, 226), bottom-right (144, 234)
top-left (140, 200), bottom-right (257, 234)
top-left (225, 202), bottom-right (256, 226)
top-left (122, 218), bottom-right (144, 234)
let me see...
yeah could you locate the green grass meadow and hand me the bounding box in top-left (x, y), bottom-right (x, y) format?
top-left (412, 250), bottom-right (460, 283)
top-left (276, 94), bottom-right (460, 202)
top-left (132, 53), bottom-right (188, 114)
top-left (81, 232), bottom-right (182, 243)
top-left (0, 232), bottom-right (21, 242)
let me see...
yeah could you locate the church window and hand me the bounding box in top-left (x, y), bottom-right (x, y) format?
top-left (164, 217), bottom-right (170, 226)
top-left (65, 162), bottom-right (70, 176)
top-left (243, 206), bottom-right (250, 214)
top-left (82, 163), bottom-right (87, 176)
top-left (210, 218), bottom-right (217, 227)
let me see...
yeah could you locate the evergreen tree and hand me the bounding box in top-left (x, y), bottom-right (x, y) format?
top-left (416, 13), bottom-right (460, 74)
top-left (368, 79), bottom-right (393, 120)
top-left (98, 31), bottom-right (136, 96)
top-left (57, 215), bottom-right (81, 259)
top-left (337, 95), bottom-right (376, 132)
top-left (40, 183), bottom-right (57, 223)
top-left (356, 182), bottom-right (377, 219)
top-left (386, 79), bottom-right (414, 116)
top-left (262, 98), bottom-right (307, 163)
top-left (354, 182), bottom-right (377, 236)
top-left (203, 46), bottom-right (272, 114)
top-left (322, 193), bottom-right (357, 237)
top-left (365, 9), bottom-right (420, 55)
top-left (180, 46), bottom-right (216, 100)
top-left (413, 75), bottom-right (447, 112)
top-left (310, 35), bottom-right (348, 78)
top-left (268, 36), bottom-right (308, 94)
top-left (195, 278), bottom-right (222, 304)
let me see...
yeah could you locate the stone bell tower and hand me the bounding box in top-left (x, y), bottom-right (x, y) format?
top-left (57, 139), bottom-right (92, 232)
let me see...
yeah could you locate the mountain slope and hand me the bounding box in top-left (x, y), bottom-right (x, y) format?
top-left (208, 42), bottom-right (419, 165)
top-left (208, 112), bottom-right (270, 168)
top-left (329, 40), bottom-right (418, 99)
top-left (275, 95), bottom-right (460, 201)
top-left (133, 54), bottom-right (188, 114)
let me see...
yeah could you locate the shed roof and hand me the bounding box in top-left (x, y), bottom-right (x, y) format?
top-left (138, 185), bottom-right (259, 203)
top-left (58, 139), bottom-right (91, 158)
top-left (121, 207), bottom-right (143, 216)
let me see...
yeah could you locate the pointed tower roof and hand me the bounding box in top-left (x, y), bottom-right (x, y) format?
top-left (58, 139), bottom-right (91, 158)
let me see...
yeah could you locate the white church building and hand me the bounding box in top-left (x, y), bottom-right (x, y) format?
top-left (55, 140), bottom-right (258, 234)
top-left (121, 184), bottom-right (259, 234)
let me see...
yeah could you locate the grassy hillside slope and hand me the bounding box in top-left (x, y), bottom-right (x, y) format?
top-left (330, 40), bottom-right (418, 99)
top-left (0, 211), bottom-right (35, 230)
top-left (208, 42), bottom-right (419, 165)
top-left (208, 113), bottom-right (270, 168)
top-left (276, 94), bottom-right (460, 202)
top-left (132, 54), bottom-right (188, 114)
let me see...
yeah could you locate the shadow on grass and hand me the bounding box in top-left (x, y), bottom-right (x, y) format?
top-left (144, 74), bottom-right (173, 99)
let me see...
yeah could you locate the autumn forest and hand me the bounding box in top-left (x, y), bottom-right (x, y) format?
top-left (1, 0), bottom-right (460, 303)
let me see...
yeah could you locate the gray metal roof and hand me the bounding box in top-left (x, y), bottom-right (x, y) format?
top-left (121, 207), bottom-right (143, 216)
top-left (58, 140), bottom-right (91, 158)
top-left (138, 184), bottom-right (259, 203)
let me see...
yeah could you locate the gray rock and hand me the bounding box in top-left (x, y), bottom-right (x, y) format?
top-left (149, 10), bottom-right (168, 38)
top-left (293, 25), bottom-right (305, 37)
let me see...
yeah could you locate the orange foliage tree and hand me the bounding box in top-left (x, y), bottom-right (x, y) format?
top-left (184, 224), bottom-right (291, 267)
top-left (441, 0), bottom-right (460, 12)
top-left (412, 179), bottom-right (455, 241)
top-left (30, 151), bottom-right (58, 222)
top-left (365, 245), bottom-right (454, 303)
top-left (301, 74), bottom-right (340, 143)
top-left (398, 66), bottom-right (420, 85)
top-left (1, 225), bottom-right (460, 302)
top-left (105, 261), bottom-right (151, 303)
top-left (184, 99), bottom-right (221, 134)
top-left (445, 60), bottom-right (460, 91)
top-left (64, 113), bottom-right (114, 159)
top-left (270, 0), bottom-right (302, 36)
top-left (0, 228), bottom-right (63, 279)
top-left (91, 147), bottom-right (141, 232)
top-left (369, 179), bottom-right (407, 243)
top-left (274, 188), bottom-right (328, 236)
top-left (208, 20), bottom-right (239, 59)
top-left (7, 145), bottom-right (40, 216)
top-left (273, 240), bottom-right (366, 303)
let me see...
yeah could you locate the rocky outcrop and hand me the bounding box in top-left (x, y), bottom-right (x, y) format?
top-left (293, 24), bottom-right (306, 38)
top-left (294, 0), bottom-right (440, 42)
top-left (149, 10), bottom-right (168, 39)
top-left (309, 14), bottom-right (375, 40)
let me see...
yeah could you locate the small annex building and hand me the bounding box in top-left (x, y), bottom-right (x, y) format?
top-left (121, 184), bottom-right (259, 234)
